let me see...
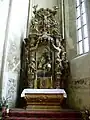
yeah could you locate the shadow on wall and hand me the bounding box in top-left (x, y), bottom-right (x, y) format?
top-left (64, 61), bottom-right (71, 109)
top-left (65, 62), bottom-right (77, 110)
top-left (16, 34), bottom-right (28, 108)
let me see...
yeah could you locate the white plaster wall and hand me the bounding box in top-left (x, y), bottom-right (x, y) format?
top-left (68, 53), bottom-right (90, 110)
top-left (71, 53), bottom-right (90, 80)
top-left (1, 0), bottom-right (29, 108)
top-left (65, 0), bottom-right (77, 60)
top-left (6, 0), bottom-right (29, 72)
top-left (0, 0), bottom-right (10, 73)
top-left (5, 72), bottom-right (19, 107)
top-left (33, 0), bottom-right (58, 9)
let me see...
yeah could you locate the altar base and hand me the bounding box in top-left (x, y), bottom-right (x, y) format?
top-left (21, 89), bottom-right (67, 111)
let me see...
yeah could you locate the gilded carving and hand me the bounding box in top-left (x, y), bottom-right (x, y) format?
top-left (22, 6), bottom-right (69, 88)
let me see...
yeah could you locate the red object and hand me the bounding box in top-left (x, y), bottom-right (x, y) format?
top-left (2, 108), bottom-right (82, 120)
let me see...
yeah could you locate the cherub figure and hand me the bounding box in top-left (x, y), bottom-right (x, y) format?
top-left (28, 56), bottom-right (36, 74)
top-left (30, 39), bottom-right (39, 51)
top-left (56, 58), bottom-right (63, 70)
top-left (40, 32), bottom-right (54, 42)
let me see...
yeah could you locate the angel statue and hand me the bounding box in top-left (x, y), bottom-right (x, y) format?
top-left (51, 38), bottom-right (62, 59)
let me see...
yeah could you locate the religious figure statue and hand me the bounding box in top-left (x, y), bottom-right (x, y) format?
top-left (51, 38), bottom-right (62, 58)
top-left (37, 49), bottom-right (51, 72)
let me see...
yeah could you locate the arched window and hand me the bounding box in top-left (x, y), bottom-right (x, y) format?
top-left (76, 0), bottom-right (89, 55)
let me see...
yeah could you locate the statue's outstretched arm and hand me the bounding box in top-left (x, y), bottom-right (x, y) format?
top-left (51, 42), bottom-right (61, 52)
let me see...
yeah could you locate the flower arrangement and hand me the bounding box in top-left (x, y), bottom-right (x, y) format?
top-left (0, 97), bottom-right (8, 110)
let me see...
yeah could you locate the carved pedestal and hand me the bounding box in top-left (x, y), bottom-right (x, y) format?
top-left (21, 89), bottom-right (67, 111)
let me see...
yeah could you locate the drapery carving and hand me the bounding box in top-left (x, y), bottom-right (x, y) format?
top-left (21, 5), bottom-right (69, 89)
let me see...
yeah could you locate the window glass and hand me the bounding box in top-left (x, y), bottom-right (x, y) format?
top-left (82, 2), bottom-right (85, 13)
top-left (77, 17), bottom-right (81, 29)
top-left (83, 25), bottom-right (88, 38)
top-left (84, 38), bottom-right (89, 52)
top-left (76, 0), bottom-right (80, 6)
top-left (82, 13), bottom-right (86, 25)
top-left (78, 41), bottom-right (83, 54)
top-left (78, 29), bottom-right (82, 41)
top-left (77, 7), bottom-right (80, 18)
top-left (81, 0), bottom-right (84, 3)
top-left (76, 0), bottom-right (89, 55)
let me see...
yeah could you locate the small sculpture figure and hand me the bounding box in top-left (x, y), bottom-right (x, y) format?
top-left (28, 62), bottom-right (36, 73)
top-left (37, 49), bottom-right (51, 72)
top-left (62, 52), bottom-right (66, 61)
top-left (33, 5), bottom-right (38, 14)
top-left (56, 58), bottom-right (63, 70)
top-left (53, 6), bottom-right (58, 15)
top-left (51, 38), bottom-right (62, 58)
top-left (40, 32), bottom-right (54, 42)
top-left (30, 39), bottom-right (39, 51)
top-left (28, 56), bottom-right (36, 74)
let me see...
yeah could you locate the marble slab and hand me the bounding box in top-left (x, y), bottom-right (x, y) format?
top-left (21, 89), bottom-right (67, 98)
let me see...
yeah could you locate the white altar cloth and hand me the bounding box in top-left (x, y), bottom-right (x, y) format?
top-left (21, 89), bottom-right (67, 98)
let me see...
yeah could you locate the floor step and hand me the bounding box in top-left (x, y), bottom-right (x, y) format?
top-left (2, 108), bottom-right (83, 120)
top-left (4, 117), bottom-right (82, 120)
top-left (4, 110), bottom-right (82, 118)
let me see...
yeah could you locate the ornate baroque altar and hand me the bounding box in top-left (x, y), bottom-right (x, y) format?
top-left (21, 5), bottom-right (69, 111)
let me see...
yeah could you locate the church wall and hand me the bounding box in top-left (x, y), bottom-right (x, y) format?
top-left (68, 54), bottom-right (90, 110)
top-left (1, 0), bottom-right (29, 108)
top-left (65, 0), bottom-right (77, 60)
top-left (0, 0), bottom-right (10, 98)
top-left (32, 0), bottom-right (58, 9)
top-left (65, 0), bottom-right (90, 110)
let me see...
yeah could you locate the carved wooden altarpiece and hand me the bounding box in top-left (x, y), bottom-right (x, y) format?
top-left (22, 5), bottom-right (68, 89)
